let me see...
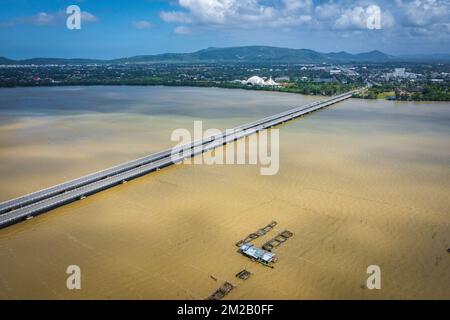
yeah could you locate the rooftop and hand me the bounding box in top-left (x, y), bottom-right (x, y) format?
top-left (239, 243), bottom-right (276, 263)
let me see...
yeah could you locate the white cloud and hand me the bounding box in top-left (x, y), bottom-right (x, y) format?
top-left (177, 0), bottom-right (275, 25)
top-left (334, 6), bottom-right (368, 30)
top-left (315, 3), bottom-right (341, 21)
top-left (334, 5), bottom-right (394, 30)
top-left (133, 20), bottom-right (152, 29)
top-left (81, 12), bottom-right (98, 23)
top-left (160, 0), bottom-right (313, 28)
top-left (397, 0), bottom-right (449, 27)
top-left (395, 0), bottom-right (449, 37)
top-left (160, 11), bottom-right (192, 23)
top-left (315, 2), bottom-right (395, 31)
top-left (282, 0), bottom-right (313, 13)
top-left (174, 25), bottom-right (192, 34)
top-left (23, 12), bottom-right (55, 25)
top-left (409, 22), bottom-right (450, 37)
top-left (1, 10), bottom-right (98, 27)
top-left (155, 0), bottom-right (443, 39)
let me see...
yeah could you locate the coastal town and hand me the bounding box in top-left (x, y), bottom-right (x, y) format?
top-left (1, 60), bottom-right (449, 101)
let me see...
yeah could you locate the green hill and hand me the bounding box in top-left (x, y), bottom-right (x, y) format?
top-left (2, 46), bottom-right (447, 65)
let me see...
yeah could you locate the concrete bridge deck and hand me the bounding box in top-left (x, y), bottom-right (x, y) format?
top-left (0, 90), bottom-right (357, 228)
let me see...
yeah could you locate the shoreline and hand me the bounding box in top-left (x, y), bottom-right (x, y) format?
top-left (1, 82), bottom-right (449, 102)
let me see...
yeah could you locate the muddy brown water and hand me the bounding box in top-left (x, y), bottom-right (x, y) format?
top-left (0, 86), bottom-right (449, 299)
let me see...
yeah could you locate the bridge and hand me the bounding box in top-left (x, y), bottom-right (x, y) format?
top-left (0, 90), bottom-right (358, 229)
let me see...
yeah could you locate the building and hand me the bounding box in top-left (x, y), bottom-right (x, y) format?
top-left (242, 76), bottom-right (279, 87)
top-left (239, 243), bottom-right (277, 265)
top-left (275, 76), bottom-right (290, 82)
top-left (313, 78), bottom-right (335, 83)
top-left (245, 76), bottom-right (266, 86)
top-left (265, 77), bottom-right (279, 86)
top-left (385, 68), bottom-right (419, 81)
top-left (394, 68), bottom-right (406, 78)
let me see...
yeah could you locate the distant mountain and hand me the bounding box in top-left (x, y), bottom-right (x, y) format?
top-left (190, 46), bottom-right (326, 63)
top-left (354, 50), bottom-right (395, 61)
top-left (23, 58), bottom-right (101, 65)
top-left (0, 57), bottom-right (14, 64)
top-left (397, 53), bottom-right (450, 62)
top-left (113, 46), bottom-right (394, 64)
top-left (0, 57), bottom-right (102, 65)
top-left (0, 46), bottom-right (447, 65)
top-left (325, 50), bottom-right (395, 62)
top-left (325, 51), bottom-right (356, 60)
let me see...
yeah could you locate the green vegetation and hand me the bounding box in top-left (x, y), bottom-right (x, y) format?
top-left (410, 84), bottom-right (450, 101)
top-left (277, 82), bottom-right (358, 96)
top-left (0, 46), bottom-right (395, 65)
top-left (355, 83), bottom-right (450, 101)
top-left (1, 61), bottom-right (448, 101)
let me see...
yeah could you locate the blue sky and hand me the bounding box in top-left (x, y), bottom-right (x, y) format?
top-left (0, 0), bottom-right (449, 59)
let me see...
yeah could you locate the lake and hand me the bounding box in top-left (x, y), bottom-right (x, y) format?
top-left (0, 86), bottom-right (449, 299)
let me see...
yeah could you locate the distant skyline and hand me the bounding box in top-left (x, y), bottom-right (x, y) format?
top-left (0, 0), bottom-right (449, 59)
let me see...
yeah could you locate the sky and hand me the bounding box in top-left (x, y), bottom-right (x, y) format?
top-left (0, 0), bottom-right (449, 59)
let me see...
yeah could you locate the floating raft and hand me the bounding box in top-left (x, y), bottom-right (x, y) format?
top-left (206, 282), bottom-right (234, 300)
top-left (238, 243), bottom-right (277, 267)
top-left (235, 269), bottom-right (252, 280)
top-left (235, 221), bottom-right (277, 247)
top-left (262, 230), bottom-right (294, 251)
